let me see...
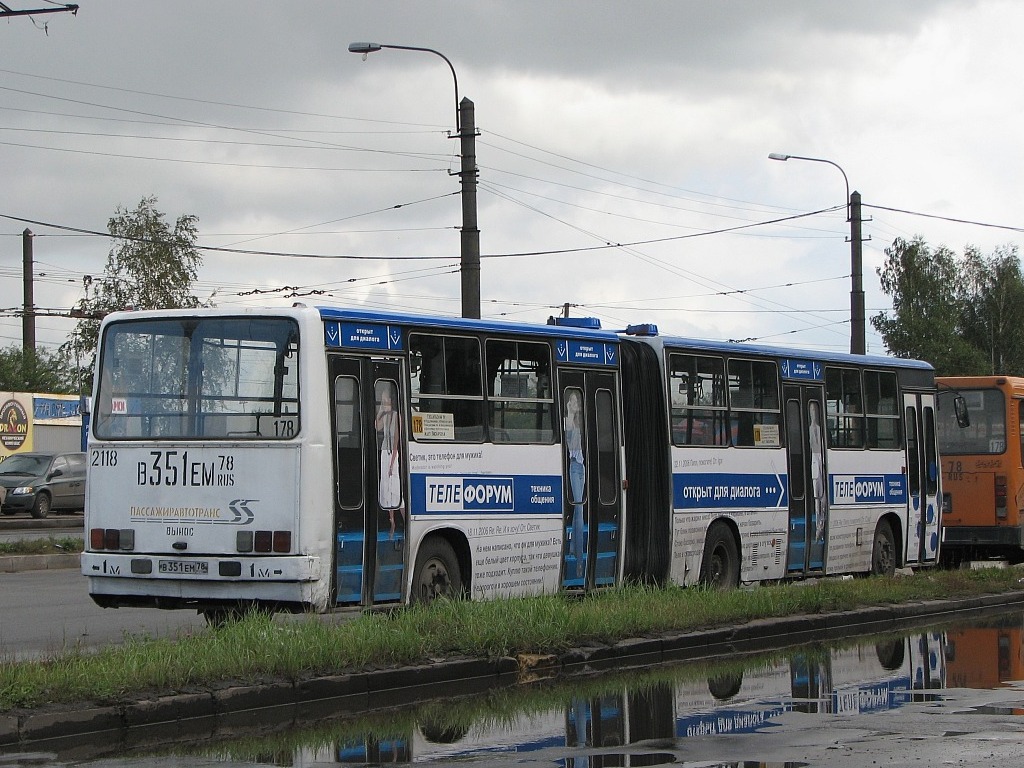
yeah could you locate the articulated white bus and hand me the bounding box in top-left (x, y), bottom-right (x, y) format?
top-left (81, 305), bottom-right (940, 620)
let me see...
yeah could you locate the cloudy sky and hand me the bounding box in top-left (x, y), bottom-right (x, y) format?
top-left (2, 1), bottom-right (1022, 364)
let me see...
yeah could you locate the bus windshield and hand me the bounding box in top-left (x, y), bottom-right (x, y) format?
top-left (93, 316), bottom-right (300, 440)
top-left (936, 388), bottom-right (1006, 455)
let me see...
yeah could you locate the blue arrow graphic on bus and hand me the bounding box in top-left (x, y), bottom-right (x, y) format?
top-left (229, 499), bottom-right (257, 524)
top-left (673, 472), bottom-right (788, 509)
top-left (325, 324), bottom-right (339, 345)
top-left (389, 327), bottom-right (402, 348)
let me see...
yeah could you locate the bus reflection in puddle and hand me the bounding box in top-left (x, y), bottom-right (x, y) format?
top-left (324, 630), bottom-right (948, 765)
top-left (17, 617), bottom-right (1024, 767)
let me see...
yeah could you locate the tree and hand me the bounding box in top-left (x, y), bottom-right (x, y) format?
top-left (873, 237), bottom-right (1024, 376)
top-left (0, 345), bottom-right (79, 393)
top-left (62, 196), bottom-right (205, 388)
top-left (872, 237), bottom-right (984, 375)
top-left (958, 245), bottom-right (1024, 375)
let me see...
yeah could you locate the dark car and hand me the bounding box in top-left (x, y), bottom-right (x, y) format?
top-left (0, 451), bottom-right (86, 518)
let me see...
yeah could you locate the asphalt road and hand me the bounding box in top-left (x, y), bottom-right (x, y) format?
top-left (0, 565), bottom-right (205, 660)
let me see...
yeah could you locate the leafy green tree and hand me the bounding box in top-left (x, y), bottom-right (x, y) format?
top-left (958, 245), bottom-right (1024, 375)
top-left (62, 196), bottom-right (205, 389)
top-left (872, 237), bottom-right (984, 375)
top-left (0, 345), bottom-right (79, 393)
top-left (873, 237), bottom-right (1024, 376)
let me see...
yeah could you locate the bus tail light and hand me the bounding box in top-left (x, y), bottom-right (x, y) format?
top-left (91, 528), bottom-right (135, 551)
top-left (272, 530), bottom-right (291, 553)
top-left (237, 530), bottom-right (292, 553)
top-left (995, 475), bottom-right (1008, 520)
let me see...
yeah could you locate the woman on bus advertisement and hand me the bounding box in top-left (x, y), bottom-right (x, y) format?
top-left (808, 400), bottom-right (828, 564)
top-left (375, 381), bottom-right (404, 540)
top-left (564, 389), bottom-right (586, 578)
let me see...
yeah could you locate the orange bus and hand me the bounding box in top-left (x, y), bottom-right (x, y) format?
top-left (936, 376), bottom-right (1024, 563)
top-left (945, 616), bottom-right (1024, 693)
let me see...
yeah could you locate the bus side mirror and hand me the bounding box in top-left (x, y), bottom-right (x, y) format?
top-left (954, 395), bottom-right (970, 428)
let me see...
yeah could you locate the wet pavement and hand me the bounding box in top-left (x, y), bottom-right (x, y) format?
top-left (4, 603), bottom-right (1024, 766)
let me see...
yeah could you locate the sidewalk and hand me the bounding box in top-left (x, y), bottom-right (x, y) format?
top-left (0, 551), bottom-right (80, 573)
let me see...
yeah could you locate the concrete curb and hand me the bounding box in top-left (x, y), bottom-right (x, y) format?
top-left (3, 590), bottom-right (1024, 749)
top-left (0, 553), bottom-right (80, 573)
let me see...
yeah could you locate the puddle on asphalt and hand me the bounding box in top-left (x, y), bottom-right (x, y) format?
top-left (5, 609), bottom-right (1024, 767)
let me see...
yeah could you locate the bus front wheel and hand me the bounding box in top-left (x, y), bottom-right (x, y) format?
top-left (412, 537), bottom-right (463, 604)
top-left (699, 523), bottom-right (740, 589)
top-left (871, 520), bottom-right (896, 577)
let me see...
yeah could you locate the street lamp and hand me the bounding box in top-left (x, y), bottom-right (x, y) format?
top-left (769, 152), bottom-right (865, 355)
top-left (348, 42), bottom-right (481, 319)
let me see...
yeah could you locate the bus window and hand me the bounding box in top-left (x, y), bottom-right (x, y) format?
top-left (786, 399), bottom-right (805, 501)
top-left (936, 388), bottom-right (1006, 455)
top-left (865, 370), bottom-right (901, 449)
top-left (334, 376), bottom-right (362, 509)
top-left (1019, 401), bottom-right (1024, 466)
top-left (906, 406), bottom-right (920, 497)
top-left (924, 405), bottom-right (938, 496)
top-left (595, 388), bottom-right (618, 504)
top-left (669, 353), bottom-right (727, 446)
top-left (825, 367), bottom-right (864, 448)
top-left (485, 339), bottom-right (554, 444)
top-left (727, 358), bottom-right (780, 447)
top-left (409, 333), bottom-right (484, 442)
top-left (94, 317), bottom-right (300, 440)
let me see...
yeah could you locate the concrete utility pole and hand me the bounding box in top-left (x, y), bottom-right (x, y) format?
top-left (22, 228), bottom-right (35, 354)
top-left (458, 97), bottom-right (481, 319)
top-left (849, 191), bottom-right (866, 356)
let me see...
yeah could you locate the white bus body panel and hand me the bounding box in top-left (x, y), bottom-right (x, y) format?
top-left (405, 441), bottom-right (567, 600)
top-left (83, 307), bottom-right (337, 612)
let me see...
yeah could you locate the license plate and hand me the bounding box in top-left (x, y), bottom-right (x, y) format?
top-left (158, 560), bottom-right (209, 575)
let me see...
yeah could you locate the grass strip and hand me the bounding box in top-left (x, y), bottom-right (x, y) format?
top-left (0, 536), bottom-right (83, 555)
top-left (1, 565), bottom-right (1021, 712)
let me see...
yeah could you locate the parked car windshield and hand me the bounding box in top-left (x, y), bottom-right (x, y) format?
top-left (0, 455), bottom-right (50, 475)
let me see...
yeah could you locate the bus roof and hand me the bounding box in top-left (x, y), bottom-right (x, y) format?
top-left (630, 332), bottom-right (934, 371)
top-left (316, 305), bottom-right (621, 342)
top-left (98, 305), bottom-right (933, 372)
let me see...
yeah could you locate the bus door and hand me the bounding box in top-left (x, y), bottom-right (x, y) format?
top-left (559, 370), bottom-right (623, 590)
top-left (329, 355), bottom-right (408, 606)
top-left (904, 393), bottom-right (940, 564)
top-left (784, 384), bottom-right (828, 575)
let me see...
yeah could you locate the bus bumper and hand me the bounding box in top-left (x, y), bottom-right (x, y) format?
top-left (941, 525), bottom-right (1024, 549)
top-left (81, 552), bottom-right (323, 610)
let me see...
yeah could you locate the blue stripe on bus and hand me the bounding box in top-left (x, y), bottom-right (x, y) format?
top-left (829, 474), bottom-right (907, 505)
top-left (673, 472), bottom-right (788, 510)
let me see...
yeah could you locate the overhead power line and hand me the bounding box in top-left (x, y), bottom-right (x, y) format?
top-left (0, 3), bottom-right (77, 18)
top-left (865, 204), bottom-right (1024, 235)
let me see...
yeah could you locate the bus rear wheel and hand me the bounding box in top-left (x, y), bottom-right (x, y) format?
top-left (412, 537), bottom-right (463, 604)
top-left (871, 520), bottom-right (896, 577)
top-left (699, 523), bottom-right (739, 589)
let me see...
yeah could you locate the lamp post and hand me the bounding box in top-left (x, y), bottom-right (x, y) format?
top-left (768, 153), bottom-right (865, 355)
top-left (349, 42), bottom-right (481, 319)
